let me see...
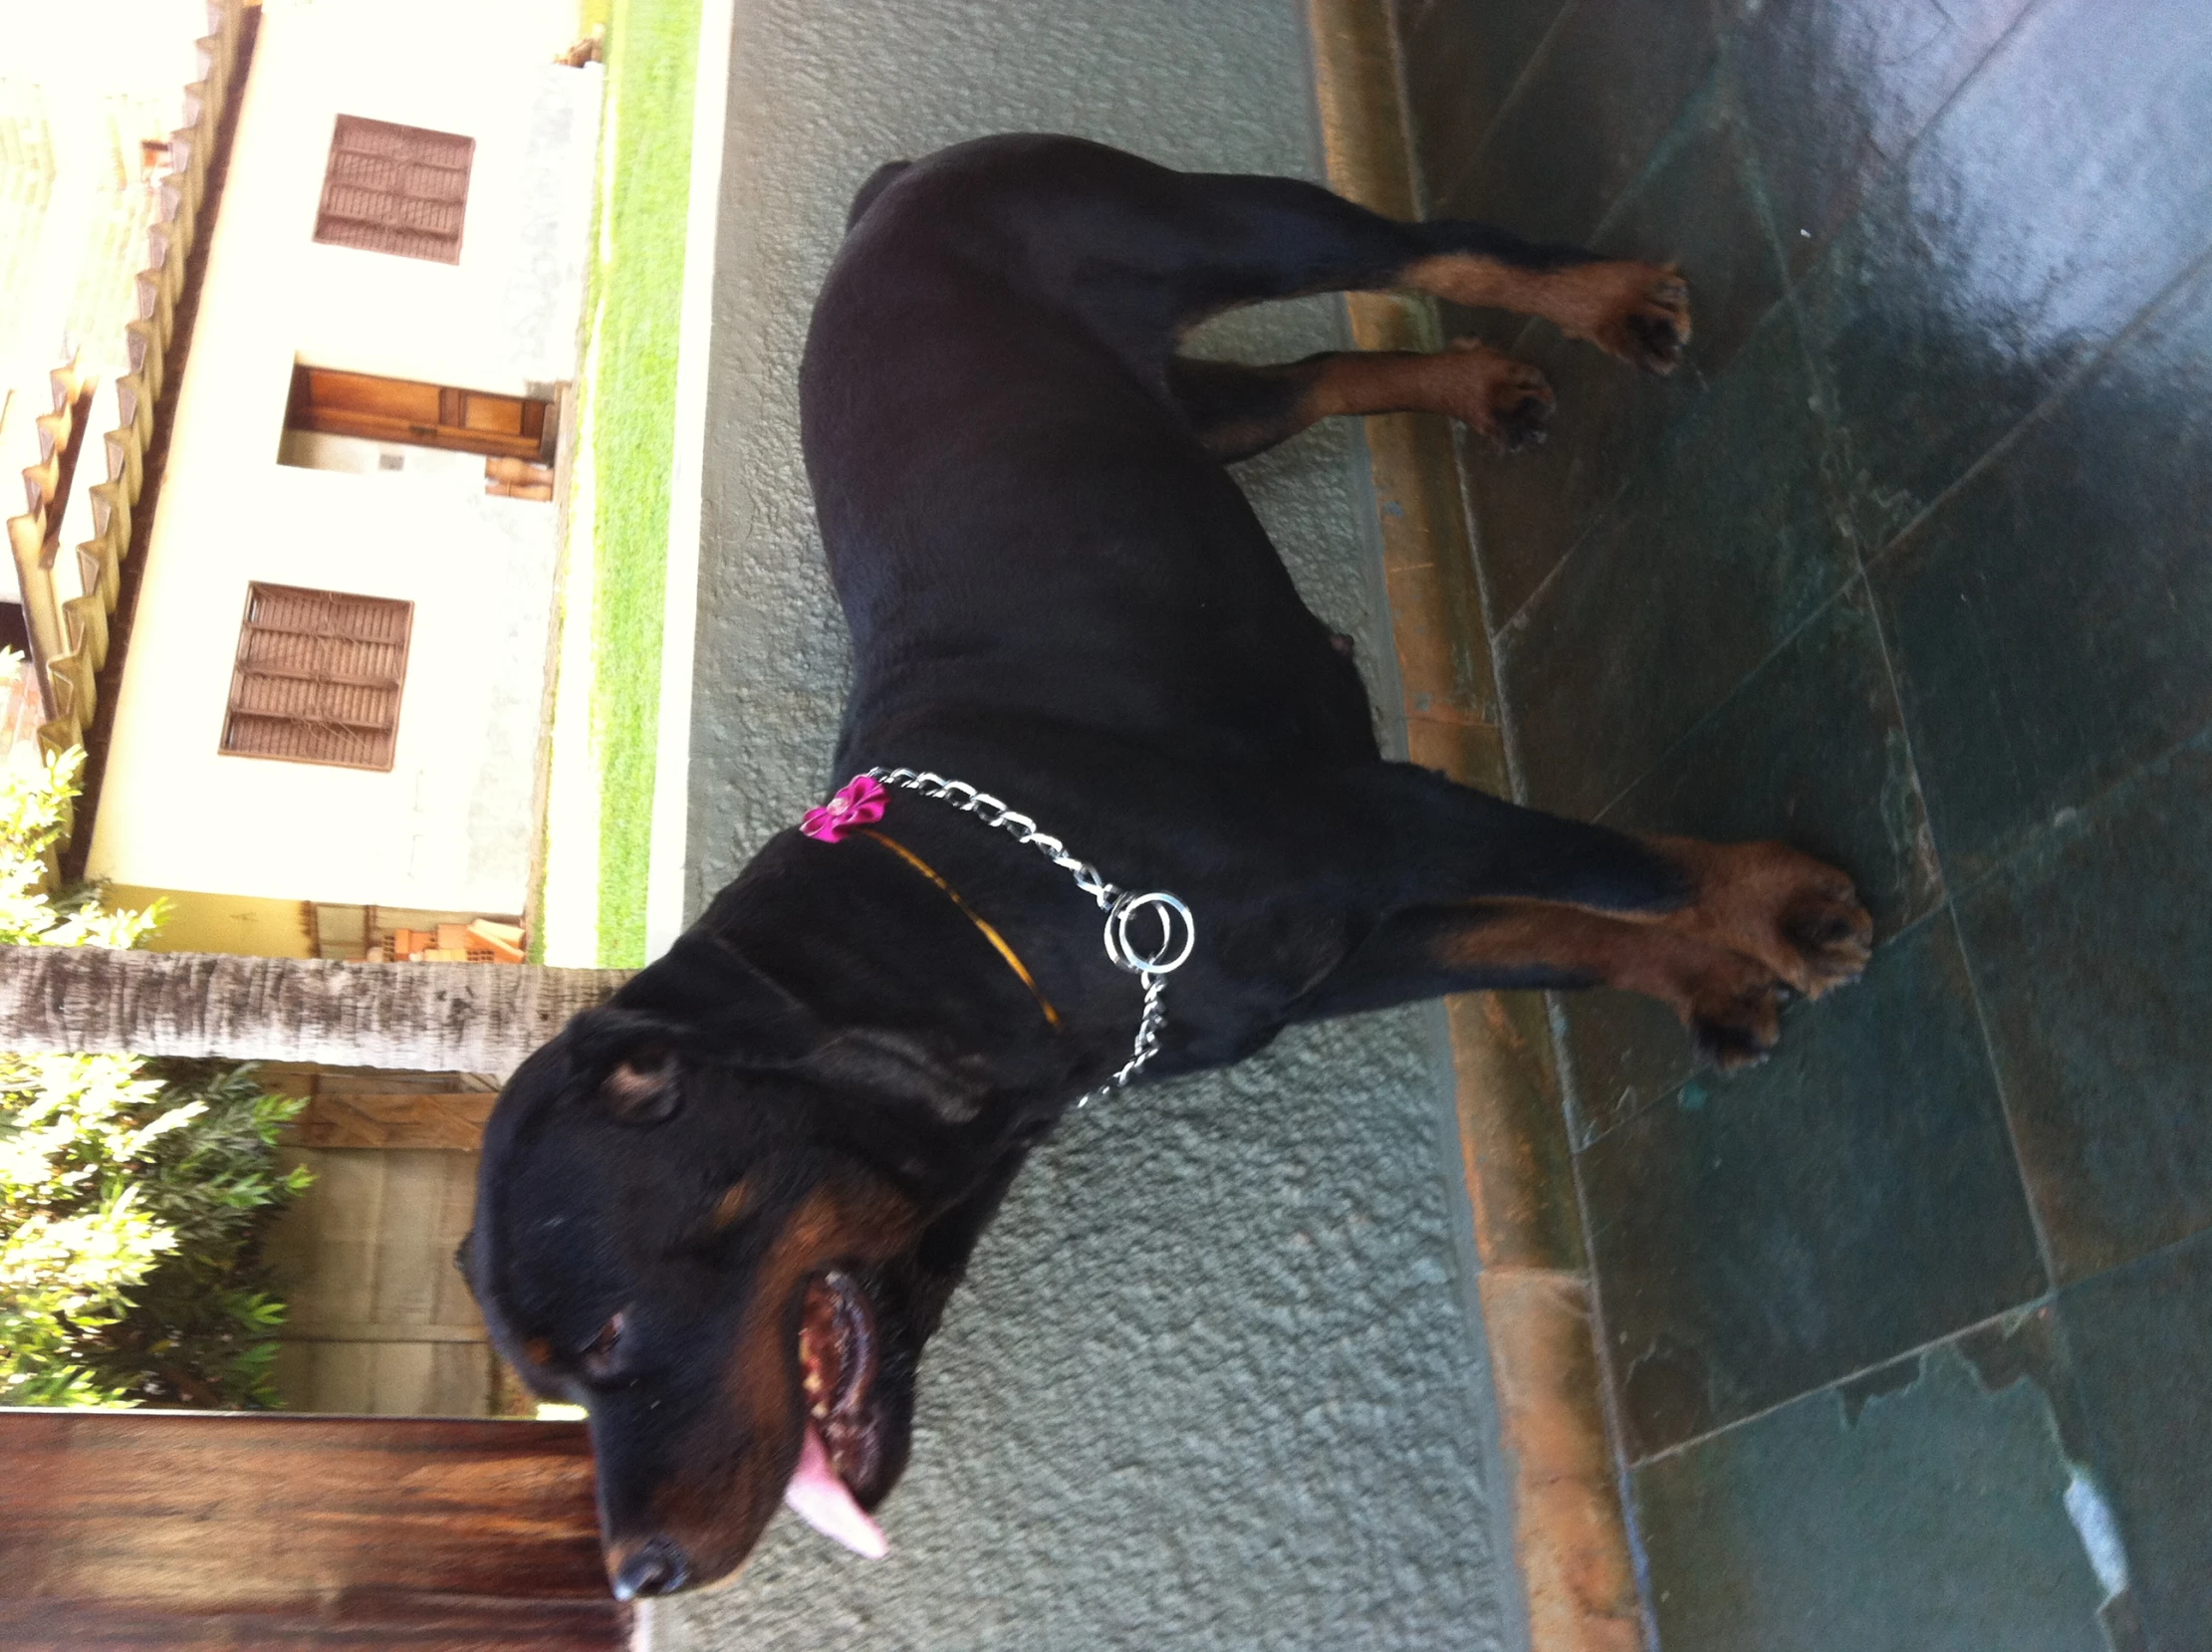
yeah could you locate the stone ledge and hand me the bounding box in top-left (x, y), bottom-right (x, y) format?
top-left (1307, 4), bottom-right (1645, 1648)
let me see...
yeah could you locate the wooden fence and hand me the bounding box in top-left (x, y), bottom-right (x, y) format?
top-left (0, 1410), bottom-right (628, 1649)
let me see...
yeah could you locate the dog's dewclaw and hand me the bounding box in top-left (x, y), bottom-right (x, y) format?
top-left (784, 1423), bottom-right (890, 1558)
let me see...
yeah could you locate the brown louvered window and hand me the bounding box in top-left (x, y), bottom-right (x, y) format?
top-left (313, 116), bottom-right (473, 264)
top-left (221, 585), bottom-right (412, 770)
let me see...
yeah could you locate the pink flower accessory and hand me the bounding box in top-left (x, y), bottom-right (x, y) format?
top-left (801, 774), bottom-right (887, 843)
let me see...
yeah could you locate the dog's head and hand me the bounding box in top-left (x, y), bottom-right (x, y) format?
top-left (465, 909), bottom-right (1045, 1597)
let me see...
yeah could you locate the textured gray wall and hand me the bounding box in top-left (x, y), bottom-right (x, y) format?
top-left (667, 3), bottom-right (1519, 1646)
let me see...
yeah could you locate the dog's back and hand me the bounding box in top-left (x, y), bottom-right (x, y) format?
top-left (801, 135), bottom-right (1378, 775)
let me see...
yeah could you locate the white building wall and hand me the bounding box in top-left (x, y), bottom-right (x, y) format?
top-left (87, 0), bottom-right (599, 915)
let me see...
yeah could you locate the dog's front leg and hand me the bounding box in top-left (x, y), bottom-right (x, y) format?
top-left (1292, 764), bottom-right (1872, 1063)
top-left (1297, 898), bottom-right (1793, 1069)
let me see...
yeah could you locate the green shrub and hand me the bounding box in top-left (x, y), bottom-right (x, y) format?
top-left (0, 742), bottom-right (311, 1407)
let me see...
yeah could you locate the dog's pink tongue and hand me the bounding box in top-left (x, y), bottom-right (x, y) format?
top-left (783, 1423), bottom-right (889, 1558)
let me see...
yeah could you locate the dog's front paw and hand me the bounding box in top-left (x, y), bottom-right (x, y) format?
top-left (1683, 953), bottom-right (1787, 1071)
top-left (1650, 836), bottom-right (1872, 1003)
top-left (1722, 845), bottom-right (1871, 1000)
top-left (1778, 874), bottom-right (1873, 999)
top-left (1441, 339), bottom-right (1555, 452)
top-left (1583, 265), bottom-right (1690, 375)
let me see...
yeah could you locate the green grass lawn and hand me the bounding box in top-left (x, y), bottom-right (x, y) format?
top-left (544, 0), bottom-right (700, 967)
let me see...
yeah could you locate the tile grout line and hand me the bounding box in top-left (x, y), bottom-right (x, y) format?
top-left (1554, 0), bottom-right (2212, 1269)
top-left (1526, 172), bottom-right (2162, 844)
top-left (1521, 38), bottom-right (2192, 1144)
top-left (1761, 0), bottom-right (2060, 305)
top-left (1854, 232), bottom-right (2212, 578)
top-left (1945, 896), bottom-right (2066, 1302)
top-left (1568, 886), bottom-right (1966, 1156)
top-left (1490, 0), bottom-right (2083, 663)
top-left (1787, 185), bottom-right (2037, 1301)
top-left (1582, 554), bottom-right (1855, 827)
top-left (1561, 1068), bottom-right (1664, 1651)
top-left (1451, 426), bottom-right (1534, 806)
top-left (1531, 0), bottom-right (2023, 1160)
top-left (1900, 707), bottom-right (2212, 1326)
top-left (1422, 0), bottom-right (1580, 223)
top-left (1937, 708), bottom-right (2212, 917)
top-left (1568, 673), bottom-right (2207, 1164)
top-left (1582, 54), bottom-right (1729, 256)
top-left (1408, 25), bottom-right (1790, 1650)
top-left (1764, 0), bottom-right (2212, 583)
top-left (1404, 6), bottom-right (2206, 1637)
top-left (1788, 223), bottom-right (2212, 1316)
top-left (1480, 44), bottom-right (1776, 648)
top-left (1625, 1292), bottom-right (2059, 1472)
top-left (1451, 302), bottom-right (1658, 1644)
top-left (1485, 268), bottom-right (1802, 665)
top-left (1441, 99), bottom-right (1670, 1652)
top-left (1501, 0), bottom-right (2128, 840)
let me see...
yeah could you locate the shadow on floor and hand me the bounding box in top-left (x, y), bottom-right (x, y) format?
top-left (1393, 0), bottom-right (2212, 1646)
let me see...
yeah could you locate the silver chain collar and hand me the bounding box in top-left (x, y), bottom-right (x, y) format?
top-left (866, 767), bottom-right (1196, 1101)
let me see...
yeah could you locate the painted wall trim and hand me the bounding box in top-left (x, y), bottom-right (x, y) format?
top-left (644, 0), bottom-right (739, 960)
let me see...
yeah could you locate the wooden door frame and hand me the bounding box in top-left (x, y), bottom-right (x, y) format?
top-left (284, 364), bottom-right (557, 463)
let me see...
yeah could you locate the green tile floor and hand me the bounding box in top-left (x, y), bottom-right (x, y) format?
top-left (1395, 0), bottom-right (2212, 1645)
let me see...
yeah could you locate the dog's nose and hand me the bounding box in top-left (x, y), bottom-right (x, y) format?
top-left (611, 1536), bottom-right (690, 1600)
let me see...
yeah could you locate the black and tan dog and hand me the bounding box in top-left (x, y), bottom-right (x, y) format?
top-left (466, 135), bottom-right (1871, 1598)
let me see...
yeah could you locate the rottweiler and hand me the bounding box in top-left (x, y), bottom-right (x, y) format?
top-left (466, 134), bottom-right (1871, 1598)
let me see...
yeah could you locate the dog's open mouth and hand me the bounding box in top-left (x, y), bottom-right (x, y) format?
top-left (784, 1269), bottom-right (889, 1557)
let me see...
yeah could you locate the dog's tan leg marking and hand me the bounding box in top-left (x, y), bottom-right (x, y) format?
top-left (1302, 339), bottom-right (1555, 450)
top-left (1400, 253), bottom-right (1692, 374)
top-left (1436, 899), bottom-right (1788, 1069)
top-left (1630, 836), bottom-right (1874, 1000)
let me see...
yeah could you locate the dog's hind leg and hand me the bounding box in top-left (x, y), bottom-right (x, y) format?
top-left (1393, 245), bottom-right (1690, 375)
top-left (877, 140), bottom-right (1687, 372)
top-left (1153, 167), bottom-right (1690, 373)
top-left (1167, 340), bottom-right (1555, 461)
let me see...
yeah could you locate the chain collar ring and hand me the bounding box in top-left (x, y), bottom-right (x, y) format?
top-left (863, 767), bottom-right (1196, 1103)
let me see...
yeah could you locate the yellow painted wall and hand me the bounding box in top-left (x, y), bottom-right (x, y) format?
top-left (105, 883), bottom-right (316, 958)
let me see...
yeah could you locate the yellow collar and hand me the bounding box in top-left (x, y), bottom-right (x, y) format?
top-left (858, 828), bottom-right (1063, 1031)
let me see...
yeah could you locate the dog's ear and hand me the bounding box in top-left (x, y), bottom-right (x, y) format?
top-left (813, 1027), bottom-right (987, 1125)
top-left (614, 930), bottom-right (829, 1068)
top-left (598, 1044), bottom-right (683, 1125)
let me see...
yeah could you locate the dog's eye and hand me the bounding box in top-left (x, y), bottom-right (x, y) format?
top-left (710, 1179), bottom-right (752, 1230)
top-left (579, 1312), bottom-right (627, 1381)
top-left (600, 1048), bottom-right (681, 1124)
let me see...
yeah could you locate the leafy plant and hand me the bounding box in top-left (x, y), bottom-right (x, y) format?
top-left (0, 737), bottom-right (311, 1407)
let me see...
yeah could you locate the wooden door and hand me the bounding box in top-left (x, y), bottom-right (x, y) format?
top-left (0, 1411), bottom-right (627, 1649)
top-left (286, 365), bottom-right (554, 462)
